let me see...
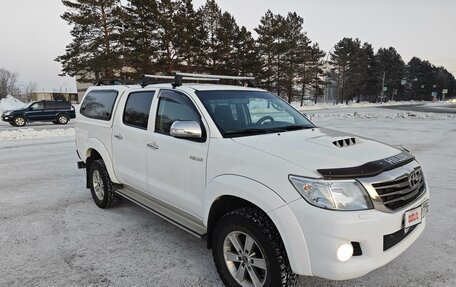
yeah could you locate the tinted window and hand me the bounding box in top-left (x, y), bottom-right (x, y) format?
top-left (45, 101), bottom-right (70, 109)
top-left (155, 90), bottom-right (201, 135)
top-left (80, 90), bottom-right (118, 121)
top-left (123, 91), bottom-right (155, 130)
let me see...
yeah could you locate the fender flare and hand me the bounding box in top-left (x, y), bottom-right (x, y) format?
top-left (204, 174), bottom-right (286, 225)
top-left (84, 138), bottom-right (120, 183)
top-left (204, 174), bottom-right (311, 275)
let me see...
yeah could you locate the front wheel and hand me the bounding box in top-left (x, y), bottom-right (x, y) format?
top-left (88, 159), bottom-right (121, 209)
top-left (13, 116), bottom-right (26, 127)
top-left (212, 208), bottom-right (297, 287)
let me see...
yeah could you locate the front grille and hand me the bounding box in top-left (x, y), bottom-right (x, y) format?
top-left (372, 168), bottom-right (425, 210)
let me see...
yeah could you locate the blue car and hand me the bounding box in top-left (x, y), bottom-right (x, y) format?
top-left (1, 100), bottom-right (76, 126)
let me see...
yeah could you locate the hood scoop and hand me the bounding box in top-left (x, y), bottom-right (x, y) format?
top-left (333, 137), bottom-right (357, 148)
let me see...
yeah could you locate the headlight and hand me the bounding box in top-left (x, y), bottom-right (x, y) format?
top-left (289, 175), bottom-right (373, 210)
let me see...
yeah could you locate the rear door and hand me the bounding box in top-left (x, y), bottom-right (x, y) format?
top-left (42, 101), bottom-right (60, 121)
top-left (112, 90), bottom-right (156, 192)
top-left (147, 89), bottom-right (209, 218)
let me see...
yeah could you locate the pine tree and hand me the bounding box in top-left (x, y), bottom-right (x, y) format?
top-left (356, 43), bottom-right (378, 102)
top-left (233, 27), bottom-right (260, 76)
top-left (308, 43), bottom-right (325, 104)
top-left (56, 0), bottom-right (123, 81)
top-left (198, 0), bottom-right (223, 71)
top-left (330, 38), bottom-right (362, 104)
top-left (296, 34), bottom-right (312, 106)
top-left (156, 0), bottom-right (181, 74)
top-left (405, 57), bottom-right (434, 100)
top-left (376, 47), bottom-right (405, 100)
top-left (255, 10), bottom-right (277, 92)
top-left (122, 0), bottom-right (160, 78)
top-left (215, 12), bottom-right (241, 74)
top-left (281, 12), bottom-right (305, 103)
top-left (174, 0), bottom-right (205, 71)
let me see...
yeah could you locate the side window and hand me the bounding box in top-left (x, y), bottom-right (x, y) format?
top-left (80, 90), bottom-right (118, 121)
top-left (30, 102), bottom-right (44, 110)
top-left (155, 90), bottom-right (202, 135)
top-left (45, 102), bottom-right (55, 109)
top-left (123, 91), bottom-right (155, 130)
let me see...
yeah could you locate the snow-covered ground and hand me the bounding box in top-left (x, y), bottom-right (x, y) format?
top-left (0, 106), bottom-right (455, 286)
top-left (0, 128), bottom-right (75, 140)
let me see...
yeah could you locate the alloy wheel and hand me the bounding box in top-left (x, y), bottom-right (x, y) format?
top-left (223, 231), bottom-right (267, 287)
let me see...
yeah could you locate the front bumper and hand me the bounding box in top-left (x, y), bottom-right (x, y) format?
top-left (1, 115), bottom-right (11, 122)
top-left (286, 191), bottom-right (428, 280)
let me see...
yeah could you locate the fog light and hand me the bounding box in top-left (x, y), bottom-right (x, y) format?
top-left (337, 243), bottom-right (353, 262)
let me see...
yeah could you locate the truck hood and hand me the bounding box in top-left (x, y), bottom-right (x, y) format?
top-left (232, 128), bottom-right (402, 175)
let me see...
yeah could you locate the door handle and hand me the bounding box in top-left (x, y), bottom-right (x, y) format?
top-left (147, 142), bottom-right (159, 150)
top-left (114, 134), bottom-right (123, 140)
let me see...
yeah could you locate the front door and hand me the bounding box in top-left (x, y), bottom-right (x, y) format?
top-left (147, 89), bottom-right (209, 218)
top-left (112, 90), bottom-right (156, 192)
top-left (26, 102), bottom-right (45, 121)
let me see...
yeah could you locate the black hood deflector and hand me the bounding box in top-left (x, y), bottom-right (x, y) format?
top-left (317, 152), bottom-right (415, 179)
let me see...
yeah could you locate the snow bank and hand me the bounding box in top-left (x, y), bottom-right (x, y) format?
top-left (0, 95), bottom-right (26, 114)
top-left (0, 128), bottom-right (75, 141)
top-left (292, 100), bottom-right (423, 111)
top-left (305, 111), bottom-right (456, 121)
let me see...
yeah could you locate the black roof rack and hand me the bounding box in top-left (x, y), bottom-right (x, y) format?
top-left (94, 73), bottom-right (256, 88)
top-left (172, 72), bottom-right (256, 88)
top-left (141, 74), bottom-right (220, 88)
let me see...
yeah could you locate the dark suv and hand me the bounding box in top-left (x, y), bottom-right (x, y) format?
top-left (1, 100), bottom-right (76, 126)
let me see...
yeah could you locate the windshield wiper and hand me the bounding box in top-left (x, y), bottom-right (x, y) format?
top-left (280, 125), bottom-right (313, 131)
top-left (224, 128), bottom-right (287, 137)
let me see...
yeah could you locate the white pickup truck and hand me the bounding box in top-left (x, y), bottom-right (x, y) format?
top-left (76, 73), bottom-right (429, 287)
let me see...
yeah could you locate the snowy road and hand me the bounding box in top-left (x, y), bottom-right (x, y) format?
top-left (0, 114), bottom-right (455, 286)
top-left (0, 121), bottom-right (75, 131)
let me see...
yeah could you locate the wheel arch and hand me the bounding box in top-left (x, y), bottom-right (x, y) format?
top-left (204, 174), bottom-right (312, 276)
top-left (84, 138), bottom-right (119, 186)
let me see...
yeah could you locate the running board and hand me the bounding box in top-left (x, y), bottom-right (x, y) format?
top-left (114, 186), bottom-right (207, 239)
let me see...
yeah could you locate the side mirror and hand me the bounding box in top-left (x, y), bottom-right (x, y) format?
top-left (170, 121), bottom-right (202, 139)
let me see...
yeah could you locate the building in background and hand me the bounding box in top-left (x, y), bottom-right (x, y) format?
top-left (32, 91), bottom-right (79, 103)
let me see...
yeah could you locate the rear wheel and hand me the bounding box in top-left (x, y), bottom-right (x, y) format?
top-left (212, 207), bottom-right (297, 287)
top-left (13, 116), bottom-right (26, 127)
top-left (57, 114), bottom-right (69, 124)
top-left (88, 159), bottom-right (121, 209)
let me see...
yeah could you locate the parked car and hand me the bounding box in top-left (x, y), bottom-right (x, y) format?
top-left (75, 73), bottom-right (429, 287)
top-left (1, 100), bottom-right (76, 126)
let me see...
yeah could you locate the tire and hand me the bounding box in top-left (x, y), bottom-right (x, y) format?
top-left (88, 159), bottom-right (121, 209)
top-left (56, 114), bottom-right (69, 125)
top-left (13, 116), bottom-right (26, 127)
top-left (212, 207), bottom-right (297, 287)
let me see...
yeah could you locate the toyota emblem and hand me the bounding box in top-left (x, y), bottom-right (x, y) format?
top-left (408, 169), bottom-right (422, 189)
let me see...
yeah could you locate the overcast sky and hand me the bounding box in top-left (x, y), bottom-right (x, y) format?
top-left (0, 0), bottom-right (455, 92)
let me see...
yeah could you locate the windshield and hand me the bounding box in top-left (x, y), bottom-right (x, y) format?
top-left (196, 90), bottom-right (315, 137)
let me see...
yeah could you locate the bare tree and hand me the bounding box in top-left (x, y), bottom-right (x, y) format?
top-left (0, 68), bottom-right (20, 99)
top-left (21, 81), bottom-right (38, 102)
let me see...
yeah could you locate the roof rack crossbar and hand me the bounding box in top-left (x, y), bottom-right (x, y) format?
top-left (175, 72), bottom-right (254, 81)
top-left (173, 72), bottom-right (256, 88)
top-left (142, 74), bottom-right (220, 88)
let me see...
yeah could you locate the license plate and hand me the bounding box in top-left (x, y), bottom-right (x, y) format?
top-left (404, 206), bottom-right (422, 229)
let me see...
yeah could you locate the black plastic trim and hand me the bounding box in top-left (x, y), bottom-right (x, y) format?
top-left (383, 224), bottom-right (418, 251)
top-left (317, 152), bottom-right (415, 179)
